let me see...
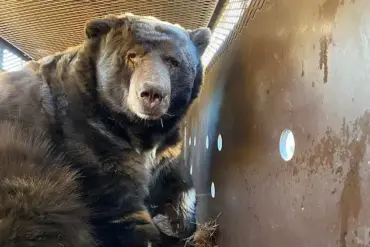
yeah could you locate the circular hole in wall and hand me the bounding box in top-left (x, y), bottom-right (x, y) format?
top-left (188, 137), bottom-right (192, 146)
top-left (194, 137), bottom-right (197, 146)
top-left (190, 165), bottom-right (193, 175)
top-left (279, 129), bottom-right (295, 161)
top-left (211, 182), bottom-right (215, 198)
top-left (206, 135), bottom-right (209, 149)
top-left (217, 134), bottom-right (222, 151)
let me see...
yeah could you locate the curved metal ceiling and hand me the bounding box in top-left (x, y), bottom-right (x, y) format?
top-left (0, 0), bottom-right (218, 59)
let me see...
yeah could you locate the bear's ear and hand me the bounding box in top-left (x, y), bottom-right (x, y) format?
top-left (85, 15), bottom-right (119, 39)
top-left (85, 19), bottom-right (112, 39)
top-left (188, 27), bottom-right (211, 56)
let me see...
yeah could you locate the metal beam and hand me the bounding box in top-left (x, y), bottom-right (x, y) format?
top-left (0, 38), bottom-right (32, 61)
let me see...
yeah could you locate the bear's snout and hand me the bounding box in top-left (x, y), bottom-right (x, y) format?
top-left (137, 81), bottom-right (170, 116)
top-left (127, 54), bottom-right (171, 120)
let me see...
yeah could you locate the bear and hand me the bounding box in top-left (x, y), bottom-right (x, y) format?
top-left (147, 128), bottom-right (197, 239)
top-left (0, 13), bottom-right (210, 247)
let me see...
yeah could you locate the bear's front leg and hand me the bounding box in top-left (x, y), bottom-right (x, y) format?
top-left (88, 152), bottom-right (162, 247)
top-left (96, 207), bottom-right (161, 247)
top-left (147, 155), bottom-right (197, 240)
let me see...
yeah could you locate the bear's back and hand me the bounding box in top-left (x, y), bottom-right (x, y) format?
top-left (0, 66), bottom-right (54, 132)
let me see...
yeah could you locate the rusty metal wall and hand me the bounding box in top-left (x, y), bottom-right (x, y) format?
top-left (186, 0), bottom-right (370, 246)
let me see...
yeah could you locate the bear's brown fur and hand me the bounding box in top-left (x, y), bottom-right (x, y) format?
top-left (0, 13), bottom-right (210, 247)
top-left (0, 121), bottom-right (95, 247)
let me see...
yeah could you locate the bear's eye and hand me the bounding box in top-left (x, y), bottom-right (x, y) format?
top-left (127, 52), bottom-right (138, 61)
top-left (164, 57), bottom-right (180, 68)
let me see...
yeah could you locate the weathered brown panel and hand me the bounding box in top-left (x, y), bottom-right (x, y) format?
top-left (186, 0), bottom-right (370, 246)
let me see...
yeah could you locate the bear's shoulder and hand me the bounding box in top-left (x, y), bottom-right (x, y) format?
top-left (0, 65), bottom-right (55, 130)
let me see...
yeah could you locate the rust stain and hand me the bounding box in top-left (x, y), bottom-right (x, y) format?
top-left (296, 111), bottom-right (370, 247)
top-left (319, 0), bottom-right (341, 20)
top-left (339, 153), bottom-right (362, 247)
top-left (338, 113), bottom-right (369, 247)
top-left (294, 126), bottom-right (342, 175)
top-left (301, 60), bottom-right (305, 77)
top-left (295, 112), bottom-right (370, 173)
top-left (319, 36), bottom-right (330, 83)
top-left (318, 0), bottom-right (341, 83)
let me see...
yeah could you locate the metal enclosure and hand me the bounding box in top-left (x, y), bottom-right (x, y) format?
top-left (186, 0), bottom-right (370, 246)
top-left (1, 0), bottom-right (370, 246)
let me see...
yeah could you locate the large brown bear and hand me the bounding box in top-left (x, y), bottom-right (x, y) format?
top-left (0, 13), bottom-right (210, 247)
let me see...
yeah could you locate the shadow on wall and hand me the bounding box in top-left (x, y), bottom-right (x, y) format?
top-left (190, 1), bottom-right (327, 243)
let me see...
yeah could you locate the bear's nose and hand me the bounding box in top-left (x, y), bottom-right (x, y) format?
top-left (139, 84), bottom-right (164, 108)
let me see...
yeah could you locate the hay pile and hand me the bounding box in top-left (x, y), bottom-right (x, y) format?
top-left (153, 214), bottom-right (220, 247)
top-left (184, 214), bottom-right (220, 247)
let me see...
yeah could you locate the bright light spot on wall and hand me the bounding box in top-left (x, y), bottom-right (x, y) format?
top-left (279, 129), bottom-right (295, 161)
top-left (211, 182), bottom-right (216, 198)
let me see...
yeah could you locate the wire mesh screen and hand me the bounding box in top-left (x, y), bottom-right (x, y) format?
top-left (0, 0), bottom-right (218, 60)
top-left (0, 42), bottom-right (27, 72)
top-left (0, 0), bottom-right (266, 72)
top-left (202, 0), bottom-right (266, 70)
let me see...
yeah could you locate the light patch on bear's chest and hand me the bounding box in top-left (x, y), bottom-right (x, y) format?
top-left (141, 145), bottom-right (159, 170)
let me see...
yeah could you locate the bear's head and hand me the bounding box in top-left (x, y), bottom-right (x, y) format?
top-left (84, 13), bottom-right (211, 123)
